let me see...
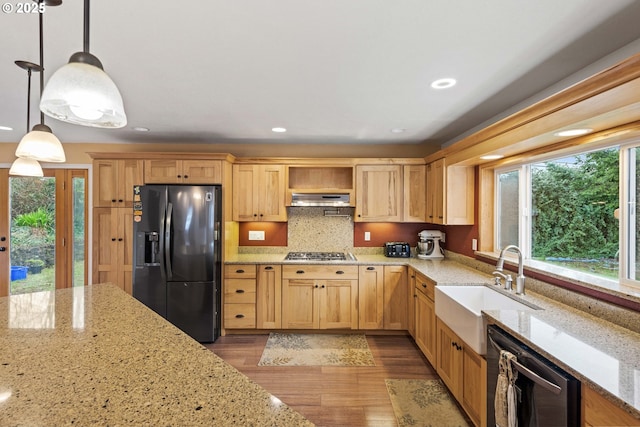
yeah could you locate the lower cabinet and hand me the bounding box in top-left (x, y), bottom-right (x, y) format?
top-left (383, 265), bottom-right (407, 330)
top-left (582, 384), bottom-right (640, 426)
top-left (414, 280), bottom-right (437, 367)
top-left (223, 264), bottom-right (257, 329)
top-left (93, 207), bottom-right (134, 294)
top-left (436, 317), bottom-right (486, 427)
top-left (282, 265), bottom-right (358, 329)
top-left (256, 264), bottom-right (282, 329)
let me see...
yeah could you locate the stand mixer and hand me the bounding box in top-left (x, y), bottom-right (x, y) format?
top-left (417, 230), bottom-right (445, 259)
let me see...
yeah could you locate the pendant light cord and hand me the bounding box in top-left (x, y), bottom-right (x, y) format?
top-left (26, 68), bottom-right (32, 133)
top-left (38, 0), bottom-right (45, 125)
top-left (83, 0), bottom-right (90, 53)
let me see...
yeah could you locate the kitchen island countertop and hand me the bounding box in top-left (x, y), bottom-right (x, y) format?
top-left (0, 284), bottom-right (313, 427)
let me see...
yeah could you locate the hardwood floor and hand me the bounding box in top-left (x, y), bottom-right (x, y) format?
top-left (205, 334), bottom-right (440, 427)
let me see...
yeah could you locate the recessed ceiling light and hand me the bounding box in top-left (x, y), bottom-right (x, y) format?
top-left (133, 127), bottom-right (150, 132)
top-left (480, 154), bottom-right (504, 160)
top-left (431, 78), bottom-right (457, 89)
top-left (272, 127), bottom-right (287, 133)
top-left (0, 125), bottom-right (13, 131)
top-left (390, 128), bottom-right (406, 133)
top-left (555, 128), bottom-right (592, 137)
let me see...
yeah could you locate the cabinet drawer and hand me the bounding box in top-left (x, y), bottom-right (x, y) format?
top-left (283, 265), bottom-right (358, 280)
top-left (415, 272), bottom-right (435, 301)
top-left (224, 303), bottom-right (256, 328)
top-left (224, 264), bottom-right (257, 278)
top-left (224, 279), bottom-right (257, 303)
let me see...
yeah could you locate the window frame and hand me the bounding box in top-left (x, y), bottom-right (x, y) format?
top-left (489, 141), bottom-right (640, 291)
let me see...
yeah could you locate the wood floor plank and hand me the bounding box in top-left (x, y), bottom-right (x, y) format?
top-left (206, 334), bottom-right (436, 427)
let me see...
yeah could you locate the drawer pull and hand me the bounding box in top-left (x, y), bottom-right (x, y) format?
top-left (235, 314), bottom-right (245, 319)
top-left (236, 269), bottom-right (245, 273)
top-left (235, 289), bottom-right (245, 293)
top-left (265, 266), bottom-right (273, 270)
top-left (366, 267), bottom-right (375, 271)
top-left (336, 270), bottom-right (344, 275)
top-left (422, 283), bottom-right (427, 288)
top-left (296, 270), bottom-right (305, 274)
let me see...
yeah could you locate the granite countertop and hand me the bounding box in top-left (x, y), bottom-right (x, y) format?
top-left (0, 284), bottom-right (313, 427)
top-left (225, 252), bottom-right (640, 420)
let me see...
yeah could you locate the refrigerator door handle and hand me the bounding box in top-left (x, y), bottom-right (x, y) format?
top-left (165, 202), bottom-right (174, 280)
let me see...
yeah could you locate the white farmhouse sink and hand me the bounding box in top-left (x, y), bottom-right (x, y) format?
top-left (434, 285), bottom-right (541, 355)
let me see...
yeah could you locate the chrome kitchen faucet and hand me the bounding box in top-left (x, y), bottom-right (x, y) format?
top-left (492, 245), bottom-right (526, 295)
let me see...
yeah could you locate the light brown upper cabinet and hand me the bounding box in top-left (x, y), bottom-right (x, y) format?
top-left (93, 159), bottom-right (144, 208)
top-left (403, 164), bottom-right (427, 222)
top-left (144, 160), bottom-right (222, 184)
top-left (355, 165), bottom-right (403, 222)
top-left (233, 164), bottom-right (287, 222)
top-left (426, 158), bottom-right (474, 225)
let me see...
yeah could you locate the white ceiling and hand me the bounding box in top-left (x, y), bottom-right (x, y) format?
top-left (1, 0), bottom-right (640, 154)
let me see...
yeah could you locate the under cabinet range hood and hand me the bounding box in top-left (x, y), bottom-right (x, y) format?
top-left (290, 192), bottom-right (351, 207)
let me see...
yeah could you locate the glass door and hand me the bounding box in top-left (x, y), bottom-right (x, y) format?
top-left (0, 168), bottom-right (88, 296)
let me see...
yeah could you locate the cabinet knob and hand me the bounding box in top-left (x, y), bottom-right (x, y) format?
top-left (253, 214), bottom-right (258, 217)
top-left (264, 266), bottom-right (273, 270)
top-left (118, 199), bottom-right (123, 203)
top-left (314, 284), bottom-right (319, 288)
top-left (366, 267), bottom-right (375, 271)
top-left (111, 199), bottom-right (116, 203)
top-left (111, 238), bottom-right (116, 241)
top-left (118, 238), bottom-right (123, 241)
top-left (235, 314), bottom-right (245, 319)
top-left (184, 175), bottom-right (189, 179)
top-left (0, 247), bottom-right (5, 252)
top-left (296, 270), bottom-right (305, 274)
top-left (336, 270), bottom-right (344, 275)
top-left (236, 269), bottom-right (245, 273)
top-left (177, 175), bottom-right (182, 178)
top-left (422, 283), bottom-right (427, 288)
top-left (235, 289), bottom-right (245, 293)
top-left (321, 285), bottom-right (325, 288)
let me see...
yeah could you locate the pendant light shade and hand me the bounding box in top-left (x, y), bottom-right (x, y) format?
top-left (15, 123), bottom-right (66, 162)
top-left (40, 55), bottom-right (127, 128)
top-left (39, 0), bottom-right (126, 128)
top-left (9, 157), bottom-right (44, 177)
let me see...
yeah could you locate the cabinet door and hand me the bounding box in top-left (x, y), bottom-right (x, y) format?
top-left (432, 159), bottom-right (445, 224)
top-left (93, 208), bottom-right (133, 294)
top-left (407, 269), bottom-right (416, 337)
top-left (258, 165), bottom-right (287, 221)
top-left (144, 160), bottom-right (180, 183)
top-left (182, 160), bottom-right (222, 184)
top-left (436, 318), bottom-right (463, 399)
top-left (403, 165), bottom-right (427, 222)
top-left (462, 346), bottom-right (486, 427)
top-left (383, 265), bottom-right (407, 330)
top-left (256, 264), bottom-right (282, 329)
top-left (93, 207), bottom-right (119, 285)
top-left (118, 208), bottom-right (135, 295)
top-left (355, 165), bottom-right (402, 222)
top-left (319, 279), bottom-right (358, 329)
top-left (583, 384), bottom-right (640, 427)
top-left (282, 278), bottom-right (318, 329)
top-left (446, 165), bottom-right (475, 225)
top-left (415, 290), bottom-right (436, 367)
top-left (358, 266), bottom-right (384, 329)
top-left (94, 159), bottom-right (143, 207)
top-left (232, 164), bottom-right (258, 221)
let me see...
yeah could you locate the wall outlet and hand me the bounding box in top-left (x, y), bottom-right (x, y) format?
top-left (472, 238), bottom-right (478, 251)
top-left (249, 230), bottom-right (265, 241)
top-left (364, 231), bottom-right (371, 241)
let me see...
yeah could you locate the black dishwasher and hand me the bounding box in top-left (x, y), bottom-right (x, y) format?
top-left (486, 325), bottom-right (580, 427)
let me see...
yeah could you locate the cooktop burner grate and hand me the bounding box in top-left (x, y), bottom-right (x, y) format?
top-left (285, 251), bottom-right (347, 261)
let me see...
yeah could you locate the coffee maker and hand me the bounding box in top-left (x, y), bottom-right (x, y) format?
top-left (417, 230), bottom-right (445, 259)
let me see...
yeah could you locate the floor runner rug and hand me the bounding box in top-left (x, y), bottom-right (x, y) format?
top-left (257, 333), bottom-right (375, 366)
top-left (385, 379), bottom-right (471, 427)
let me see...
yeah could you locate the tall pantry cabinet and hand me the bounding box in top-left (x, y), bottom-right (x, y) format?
top-left (92, 159), bottom-right (144, 294)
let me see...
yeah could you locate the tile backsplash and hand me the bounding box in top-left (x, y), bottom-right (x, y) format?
top-left (286, 207), bottom-right (354, 252)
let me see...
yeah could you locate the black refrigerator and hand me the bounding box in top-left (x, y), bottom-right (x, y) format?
top-left (132, 184), bottom-right (222, 342)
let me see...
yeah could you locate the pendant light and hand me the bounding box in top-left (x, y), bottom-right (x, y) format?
top-left (14, 0), bottom-right (66, 163)
top-left (10, 61), bottom-right (45, 177)
top-left (40, 0), bottom-right (126, 128)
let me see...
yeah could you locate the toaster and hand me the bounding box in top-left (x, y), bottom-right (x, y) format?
top-left (384, 242), bottom-right (411, 258)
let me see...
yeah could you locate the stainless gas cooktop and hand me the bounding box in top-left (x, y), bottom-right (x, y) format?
top-left (285, 251), bottom-right (348, 261)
